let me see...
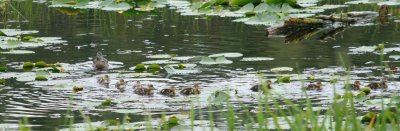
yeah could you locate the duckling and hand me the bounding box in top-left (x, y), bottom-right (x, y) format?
top-left (97, 75), bottom-right (110, 87)
top-left (133, 81), bottom-right (142, 89)
top-left (160, 86), bottom-right (176, 97)
top-left (250, 80), bottom-right (272, 92)
top-left (180, 83), bottom-right (201, 96)
top-left (92, 52), bottom-right (109, 71)
top-left (134, 84), bottom-right (156, 96)
top-left (344, 81), bottom-right (361, 90)
top-left (306, 81), bottom-right (322, 90)
top-left (115, 79), bottom-right (127, 92)
top-left (367, 78), bottom-right (388, 90)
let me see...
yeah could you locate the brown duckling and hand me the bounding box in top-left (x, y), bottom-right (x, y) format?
top-left (367, 78), bottom-right (388, 90)
top-left (92, 52), bottom-right (109, 71)
top-left (134, 84), bottom-right (156, 96)
top-left (115, 79), bottom-right (127, 92)
top-left (97, 75), bottom-right (110, 87)
top-left (133, 81), bottom-right (142, 89)
top-left (250, 80), bottom-right (272, 92)
top-left (307, 81), bottom-right (322, 90)
top-left (344, 81), bottom-right (361, 90)
top-left (180, 83), bottom-right (201, 96)
top-left (160, 86), bottom-right (176, 97)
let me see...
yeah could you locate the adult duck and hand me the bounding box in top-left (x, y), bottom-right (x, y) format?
top-left (180, 83), bottom-right (200, 96)
top-left (92, 52), bottom-right (109, 71)
top-left (160, 86), bottom-right (176, 97)
top-left (250, 80), bottom-right (272, 92)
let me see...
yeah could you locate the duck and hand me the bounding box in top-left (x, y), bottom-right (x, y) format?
top-left (133, 81), bottom-right (142, 89)
top-left (159, 86), bottom-right (176, 97)
top-left (306, 81), bottom-right (322, 90)
top-left (250, 80), bottom-right (272, 92)
top-left (343, 81), bottom-right (361, 90)
top-left (134, 84), bottom-right (156, 96)
top-left (97, 75), bottom-right (110, 87)
top-left (367, 78), bottom-right (388, 90)
top-left (115, 79), bottom-right (127, 92)
top-left (92, 52), bottom-right (109, 71)
top-left (180, 83), bottom-right (201, 96)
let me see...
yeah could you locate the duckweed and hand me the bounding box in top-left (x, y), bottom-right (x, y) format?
top-left (35, 76), bottom-right (48, 81)
top-left (23, 62), bottom-right (35, 68)
top-left (35, 61), bottom-right (48, 68)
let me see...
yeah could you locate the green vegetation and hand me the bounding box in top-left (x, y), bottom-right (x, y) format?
top-left (73, 86), bottom-right (83, 93)
top-left (0, 79), bottom-right (5, 85)
top-left (35, 76), bottom-right (48, 81)
top-left (0, 66), bottom-right (7, 72)
top-left (177, 64), bottom-right (186, 69)
top-left (35, 61), bottom-right (48, 68)
top-left (100, 99), bottom-right (112, 107)
top-left (275, 76), bottom-right (290, 83)
top-left (23, 62), bottom-right (34, 68)
top-left (361, 87), bottom-right (371, 95)
top-left (22, 36), bottom-right (34, 42)
top-left (134, 64), bottom-right (146, 71)
top-left (148, 64), bottom-right (161, 70)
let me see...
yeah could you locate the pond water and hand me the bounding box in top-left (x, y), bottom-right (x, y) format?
top-left (1, 0), bottom-right (400, 130)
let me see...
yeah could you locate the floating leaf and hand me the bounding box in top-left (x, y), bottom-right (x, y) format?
top-left (164, 65), bottom-right (200, 74)
top-left (1, 50), bottom-right (35, 54)
top-left (271, 67), bottom-right (293, 72)
top-left (240, 57), bottom-right (274, 61)
top-left (0, 29), bottom-right (38, 36)
top-left (208, 52), bottom-right (243, 58)
top-left (215, 56), bottom-right (233, 64)
top-left (146, 54), bottom-right (173, 59)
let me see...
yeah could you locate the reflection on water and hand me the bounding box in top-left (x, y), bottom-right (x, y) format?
top-left (0, 1), bottom-right (400, 130)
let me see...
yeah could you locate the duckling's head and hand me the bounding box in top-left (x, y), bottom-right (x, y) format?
top-left (354, 81), bottom-right (361, 86)
top-left (194, 83), bottom-right (200, 89)
top-left (119, 79), bottom-right (125, 83)
top-left (266, 80), bottom-right (272, 85)
top-left (170, 86), bottom-right (176, 91)
top-left (148, 84), bottom-right (155, 90)
top-left (316, 81), bottom-right (322, 86)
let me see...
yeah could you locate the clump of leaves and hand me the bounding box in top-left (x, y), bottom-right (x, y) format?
top-left (361, 87), bottom-right (371, 95)
top-left (0, 66), bottom-right (7, 72)
top-left (148, 64), bottom-right (161, 70)
top-left (374, 43), bottom-right (384, 53)
top-left (73, 86), bottom-right (83, 93)
top-left (275, 76), bottom-right (290, 83)
top-left (177, 64), bottom-right (186, 69)
top-left (134, 64), bottom-right (146, 71)
top-left (0, 79), bottom-right (5, 85)
top-left (22, 36), bottom-right (34, 42)
top-left (35, 76), bottom-right (48, 81)
top-left (162, 116), bottom-right (180, 129)
top-left (35, 61), bottom-right (48, 68)
top-left (23, 62), bottom-right (35, 68)
top-left (100, 99), bottom-right (112, 107)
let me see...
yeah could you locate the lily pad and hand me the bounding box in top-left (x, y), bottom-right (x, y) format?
top-left (208, 52), bottom-right (243, 58)
top-left (240, 57), bottom-right (274, 61)
top-left (0, 29), bottom-right (38, 36)
top-left (271, 67), bottom-right (293, 72)
top-left (1, 50), bottom-right (35, 54)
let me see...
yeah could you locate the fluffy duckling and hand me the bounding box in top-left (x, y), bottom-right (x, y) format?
top-left (92, 52), bottom-right (109, 71)
top-left (180, 83), bottom-right (201, 96)
top-left (367, 78), bottom-right (388, 90)
top-left (250, 80), bottom-right (272, 92)
top-left (160, 86), bottom-right (176, 97)
top-left (115, 79), bottom-right (127, 92)
top-left (97, 75), bottom-right (110, 87)
top-left (133, 81), bottom-right (142, 89)
top-left (134, 84), bottom-right (156, 96)
top-left (344, 81), bottom-right (361, 90)
top-left (307, 81), bottom-right (322, 90)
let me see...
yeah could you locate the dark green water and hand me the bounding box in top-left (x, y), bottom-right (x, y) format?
top-left (1, 1), bottom-right (400, 130)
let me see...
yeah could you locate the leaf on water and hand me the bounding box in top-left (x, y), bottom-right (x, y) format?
top-left (146, 54), bottom-right (173, 59)
top-left (215, 56), bottom-right (233, 64)
top-left (271, 67), bottom-right (293, 72)
top-left (164, 65), bottom-right (200, 74)
top-left (199, 57), bottom-right (216, 65)
top-left (234, 3), bottom-right (254, 14)
top-left (0, 29), bottom-right (39, 36)
top-left (0, 50), bottom-right (35, 54)
top-left (141, 60), bottom-right (179, 64)
top-left (101, 2), bottom-right (132, 11)
top-left (207, 90), bottom-right (230, 105)
top-left (208, 52), bottom-right (243, 58)
top-left (240, 57), bottom-right (274, 61)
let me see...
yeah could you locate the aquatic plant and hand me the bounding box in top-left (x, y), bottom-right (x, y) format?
top-left (275, 76), bottom-right (290, 83)
top-left (374, 43), bottom-right (385, 53)
top-left (0, 79), bottom-right (5, 85)
top-left (35, 61), bottom-right (48, 68)
top-left (0, 66), bottom-right (7, 72)
top-left (177, 64), bottom-right (186, 69)
top-left (100, 99), bottom-right (112, 107)
top-left (148, 64), bottom-right (161, 70)
top-left (35, 76), bottom-right (48, 81)
top-left (361, 112), bottom-right (376, 123)
top-left (22, 36), bottom-right (34, 42)
top-left (361, 87), bottom-right (371, 95)
top-left (134, 64), bottom-right (146, 71)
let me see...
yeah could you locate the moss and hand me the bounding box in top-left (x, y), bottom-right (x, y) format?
top-left (22, 36), bottom-right (34, 42)
top-left (35, 61), bottom-right (48, 68)
top-left (361, 87), bottom-right (371, 95)
top-left (276, 76), bottom-right (290, 83)
top-left (23, 62), bottom-right (35, 68)
top-left (148, 64), bottom-right (161, 70)
top-left (101, 99), bottom-right (112, 107)
top-left (178, 64), bottom-right (186, 69)
top-left (0, 66), bottom-right (7, 72)
top-left (0, 79), bottom-right (5, 85)
top-left (134, 64), bottom-right (146, 71)
top-left (35, 76), bottom-right (48, 81)
top-left (245, 11), bottom-right (256, 17)
top-left (73, 86), bottom-right (83, 93)
top-left (361, 112), bottom-right (377, 123)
